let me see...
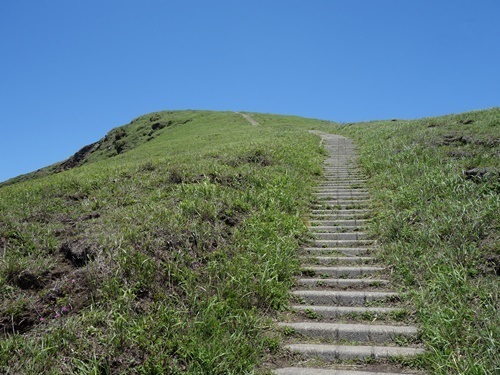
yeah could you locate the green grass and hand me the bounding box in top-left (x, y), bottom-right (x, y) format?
top-left (0, 111), bottom-right (326, 374)
top-left (1, 108), bottom-right (498, 374)
top-left (335, 108), bottom-right (499, 374)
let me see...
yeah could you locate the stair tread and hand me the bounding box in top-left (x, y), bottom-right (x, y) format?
top-left (292, 305), bottom-right (399, 313)
top-left (279, 321), bottom-right (418, 332)
top-left (282, 343), bottom-right (424, 359)
top-left (275, 367), bottom-right (415, 375)
top-left (293, 290), bottom-right (397, 296)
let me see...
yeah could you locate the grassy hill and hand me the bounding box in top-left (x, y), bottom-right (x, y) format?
top-left (0, 109), bottom-right (498, 374)
top-left (333, 108), bottom-right (499, 374)
top-left (0, 111), bottom-right (329, 373)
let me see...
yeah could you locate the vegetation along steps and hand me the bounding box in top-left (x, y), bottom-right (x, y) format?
top-left (273, 133), bottom-right (425, 374)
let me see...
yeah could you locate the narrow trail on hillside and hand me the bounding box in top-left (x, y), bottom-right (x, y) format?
top-left (235, 111), bottom-right (260, 126)
top-left (273, 133), bottom-right (425, 375)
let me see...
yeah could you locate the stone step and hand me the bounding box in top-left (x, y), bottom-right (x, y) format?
top-left (322, 175), bottom-right (363, 178)
top-left (313, 200), bottom-right (372, 205)
top-left (309, 226), bottom-right (367, 233)
top-left (321, 179), bottom-right (367, 183)
top-left (315, 188), bottom-right (368, 192)
top-left (323, 181), bottom-right (366, 183)
top-left (312, 205), bottom-right (372, 212)
top-left (292, 305), bottom-right (398, 318)
top-left (311, 232), bottom-right (368, 241)
top-left (315, 195), bottom-right (371, 199)
top-left (317, 185), bottom-right (366, 189)
top-left (322, 171), bottom-right (364, 174)
top-left (312, 240), bottom-right (375, 248)
top-left (323, 169), bottom-right (360, 171)
top-left (292, 290), bottom-right (398, 305)
top-left (312, 200), bottom-right (372, 206)
top-left (314, 198), bottom-right (371, 204)
top-left (301, 266), bottom-right (384, 278)
top-left (303, 247), bottom-right (373, 256)
top-left (319, 176), bottom-right (363, 179)
top-left (311, 214), bottom-right (371, 221)
top-left (295, 278), bottom-right (389, 289)
top-left (320, 186), bottom-right (367, 190)
top-left (314, 197), bottom-right (369, 201)
top-left (309, 220), bottom-right (369, 227)
top-left (311, 209), bottom-right (371, 215)
top-left (322, 169), bottom-right (361, 171)
top-left (313, 195), bottom-right (369, 199)
top-left (279, 322), bottom-right (419, 343)
top-left (281, 344), bottom-right (424, 361)
top-left (320, 183), bottom-right (367, 186)
top-left (314, 203), bottom-right (372, 209)
top-left (317, 181), bottom-right (366, 184)
top-left (316, 188), bottom-right (368, 191)
top-left (321, 168), bottom-right (361, 171)
top-left (300, 256), bottom-right (376, 265)
top-left (314, 197), bottom-right (371, 202)
top-left (275, 368), bottom-right (413, 375)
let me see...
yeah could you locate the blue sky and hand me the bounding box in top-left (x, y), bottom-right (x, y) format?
top-left (1, 1), bottom-right (499, 182)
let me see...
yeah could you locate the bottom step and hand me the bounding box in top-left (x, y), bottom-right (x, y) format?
top-left (275, 368), bottom-right (411, 375)
top-left (284, 343), bottom-right (424, 360)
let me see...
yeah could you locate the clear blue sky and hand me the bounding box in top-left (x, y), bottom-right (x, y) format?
top-left (1, 1), bottom-right (499, 182)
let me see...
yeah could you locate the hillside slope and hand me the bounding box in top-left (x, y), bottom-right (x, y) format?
top-left (1, 108), bottom-right (498, 374)
top-left (1, 111), bottom-right (205, 187)
top-left (0, 111), bottom-right (328, 373)
top-left (334, 108), bottom-right (499, 374)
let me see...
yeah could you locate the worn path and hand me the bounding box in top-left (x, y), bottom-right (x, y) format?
top-left (273, 133), bottom-right (425, 374)
top-left (235, 111), bottom-right (260, 126)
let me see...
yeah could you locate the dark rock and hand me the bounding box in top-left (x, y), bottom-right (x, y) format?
top-left (149, 114), bottom-right (162, 122)
top-left (60, 240), bottom-right (95, 267)
top-left (58, 142), bottom-right (97, 171)
top-left (151, 122), bottom-right (166, 131)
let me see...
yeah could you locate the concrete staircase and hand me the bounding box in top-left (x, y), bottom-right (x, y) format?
top-left (274, 134), bottom-right (424, 375)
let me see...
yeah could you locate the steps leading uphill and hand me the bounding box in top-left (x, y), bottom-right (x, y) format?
top-left (274, 133), bottom-right (425, 375)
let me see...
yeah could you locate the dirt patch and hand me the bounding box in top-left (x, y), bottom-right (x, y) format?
top-left (167, 166), bottom-right (185, 184)
top-left (459, 119), bottom-right (475, 125)
top-left (67, 192), bottom-right (88, 202)
top-left (439, 133), bottom-right (500, 147)
top-left (0, 236), bottom-right (6, 257)
top-left (60, 239), bottom-right (97, 267)
top-left (440, 134), bottom-right (472, 146)
top-left (11, 269), bottom-right (49, 290)
top-left (1, 262), bottom-right (92, 335)
top-left (463, 167), bottom-right (499, 183)
top-left (479, 233), bottom-right (500, 276)
top-left (483, 253), bottom-right (500, 276)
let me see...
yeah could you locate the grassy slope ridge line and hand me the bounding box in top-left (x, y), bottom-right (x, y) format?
top-left (335, 108), bottom-right (499, 374)
top-left (0, 110), bottom-right (202, 187)
top-left (0, 111), bottom-right (327, 374)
